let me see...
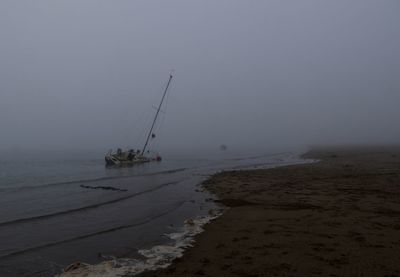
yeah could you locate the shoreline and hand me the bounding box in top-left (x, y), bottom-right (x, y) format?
top-left (57, 152), bottom-right (308, 277)
top-left (141, 147), bottom-right (400, 277)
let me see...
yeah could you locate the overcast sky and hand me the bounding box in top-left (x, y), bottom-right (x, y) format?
top-left (1, 0), bottom-right (399, 152)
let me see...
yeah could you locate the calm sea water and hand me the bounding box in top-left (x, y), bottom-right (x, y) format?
top-left (0, 149), bottom-right (305, 276)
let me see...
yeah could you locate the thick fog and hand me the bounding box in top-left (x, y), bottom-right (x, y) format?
top-left (1, 1), bottom-right (399, 153)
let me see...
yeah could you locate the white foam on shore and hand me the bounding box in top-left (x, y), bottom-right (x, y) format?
top-left (56, 209), bottom-right (223, 277)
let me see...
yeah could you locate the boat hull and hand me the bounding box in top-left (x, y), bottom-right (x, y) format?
top-left (105, 154), bottom-right (159, 167)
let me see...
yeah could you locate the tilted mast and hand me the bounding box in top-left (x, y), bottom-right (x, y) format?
top-left (141, 74), bottom-right (173, 155)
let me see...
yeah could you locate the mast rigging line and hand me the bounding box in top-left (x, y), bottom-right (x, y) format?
top-left (141, 74), bottom-right (173, 155)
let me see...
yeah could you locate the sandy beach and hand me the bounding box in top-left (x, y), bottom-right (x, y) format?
top-left (141, 147), bottom-right (400, 277)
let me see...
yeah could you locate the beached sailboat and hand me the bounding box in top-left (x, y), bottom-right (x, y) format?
top-left (105, 73), bottom-right (173, 167)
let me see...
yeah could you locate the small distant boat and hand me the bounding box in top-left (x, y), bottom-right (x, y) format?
top-left (105, 73), bottom-right (173, 167)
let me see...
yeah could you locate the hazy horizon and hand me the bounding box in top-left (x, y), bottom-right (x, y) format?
top-left (1, 0), bottom-right (399, 152)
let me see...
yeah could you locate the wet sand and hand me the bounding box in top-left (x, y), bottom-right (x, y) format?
top-left (141, 147), bottom-right (400, 277)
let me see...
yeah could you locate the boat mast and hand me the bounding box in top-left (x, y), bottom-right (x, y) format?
top-left (141, 73), bottom-right (173, 155)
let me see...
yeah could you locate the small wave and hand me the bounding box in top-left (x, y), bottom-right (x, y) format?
top-left (226, 151), bottom-right (292, 161)
top-left (0, 201), bottom-right (187, 260)
top-left (0, 168), bottom-right (187, 193)
top-left (80, 185), bottom-right (127, 192)
top-left (0, 181), bottom-right (181, 228)
top-left (57, 209), bottom-right (224, 277)
top-left (229, 158), bottom-right (309, 170)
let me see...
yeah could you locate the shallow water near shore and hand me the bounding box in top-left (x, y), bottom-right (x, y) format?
top-left (0, 149), bottom-right (307, 276)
